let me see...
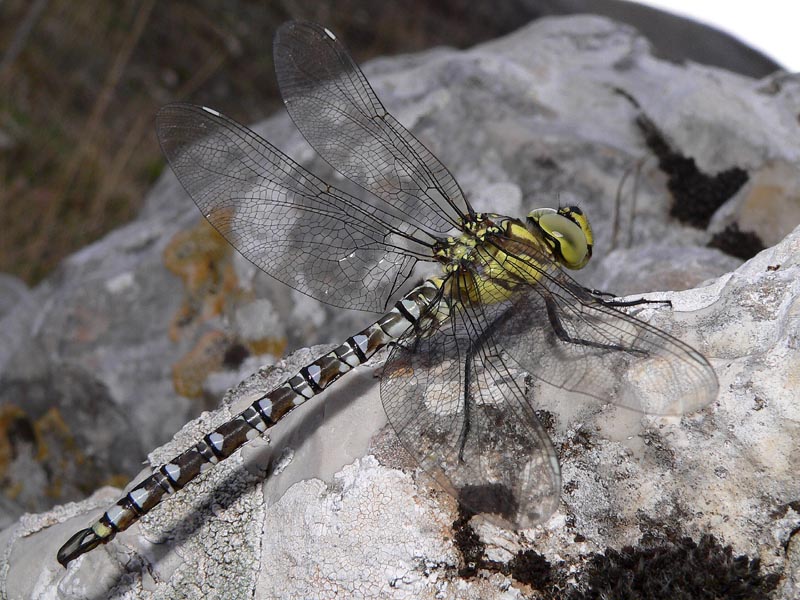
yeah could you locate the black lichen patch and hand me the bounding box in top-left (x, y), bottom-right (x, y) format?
top-left (770, 499), bottom-right (800, 519)
top-left (452, 506), bottom-right (486, 578)
top-left (613, 88), bottom-right (749, 229)
top-left (452, 488), bottom-right (780, 598)
top-left (534, 409), bottom-right (557, 435)
top-left (508, 550), bottom-right (553, 589)
top-left (535, 156), bottom-right (559, 170)
top-left (563, 480), bottom-right (579, 495)
top-left (569, 535), bottom-right (780, 600)
top-left (222, 342), bottom-right (250, 368)
top-left (770, 500), bottom-right (800, 551)
top-left (640, 428), bottom-right (676, 469)
top-left (636, 505), bottom-right (694, 547)
top-left (708, 223), bottom-right (766, 260)
top-left (634, 114), bottom-right (749, 229)
top-left (452, 506), bottom-right (558, 592)
top-left (6, 412), bottom-right (37, 451)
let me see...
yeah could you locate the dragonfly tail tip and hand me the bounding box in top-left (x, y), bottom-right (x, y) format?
top-left (57, 527), bottom-right (105, 567)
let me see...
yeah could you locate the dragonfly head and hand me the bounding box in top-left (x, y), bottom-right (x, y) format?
top-left (526, 206), bottom-right (593, 270)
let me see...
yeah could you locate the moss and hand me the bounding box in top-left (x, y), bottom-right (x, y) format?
top-left (708, 223), bottom-right (766, 260)
top-left (452, 506), bottom-right (486, 578)
top-left (508, 549), bottom-right (553, 589)
top-left (570, 535), bottom-right (780, 600)
top-left (452, 505), bottom-right (557, 593)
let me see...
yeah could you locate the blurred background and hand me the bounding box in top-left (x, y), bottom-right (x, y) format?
top-left (0, 0), bottom-right (786, 286)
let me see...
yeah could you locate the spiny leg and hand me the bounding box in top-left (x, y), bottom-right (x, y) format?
top-left (458, 351), bottom-right (473, 462)
top-left (456, 305), bottom-right (517, 461)
top-left (580, 285), bottom-right (672, 308)
top-left (597, 295), bottom-right (671, 309)
top-left (544, 295), bottom-right (648, 354)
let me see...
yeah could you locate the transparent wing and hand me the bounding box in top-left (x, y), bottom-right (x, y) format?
top-left (483, 235), bottom-right (719, 416)
top-left (274, 21), bottom-right (472, 237)
top-left (381, 287), bottom-right (561, 529)
top-left (156, 103), bottom-right (436, 312)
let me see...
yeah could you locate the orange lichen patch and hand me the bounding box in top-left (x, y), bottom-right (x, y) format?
top-left (163, 219), bottom-right (230, 287)
top-left (6, 482), bottom-right (23, 501)
top-left (41, 415), bottom-right (93, 501)
top-left (33, 407), bottom-right (74, 462)
top-left (0, 404), bottom-right (87, 502)
top-left (31, 408), bottom-right (88, 501)
top-left (245, 336), bottom-right (288, 358)
top-left (45, 476), bottom-right (70, 500)
top-left (204, 205), bottom-right (238, 239)
top-left (163, 218), bottom-right (249, 342)
top-left (172, 330), bottom-right (233, 398)
top-left (166, 218), bottom-right (256, 399)
top-left (379, 358), bottom-right (414, 379)
top-left (165, 217), bottom-right (291, 401)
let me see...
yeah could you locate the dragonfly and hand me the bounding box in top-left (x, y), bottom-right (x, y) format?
top-left (58, 21), bottom-right (718, 567)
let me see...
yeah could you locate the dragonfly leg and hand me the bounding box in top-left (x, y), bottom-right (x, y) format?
top-left (545, 296), bottom-right (648, 354)
top-left (581, 286), bottom-right (672, 308)
top-left (456, 305), bottom-right (520, 461)
top-left (457, 356), bottom-right (473, 462)
top-left (599, 296), bottom-right (671, 308)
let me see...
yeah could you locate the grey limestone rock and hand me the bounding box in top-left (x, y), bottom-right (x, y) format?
top-left (2, 14), bottom-right (798, 600)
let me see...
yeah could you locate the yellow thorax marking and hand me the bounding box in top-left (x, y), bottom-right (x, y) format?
top-left (436, 214), bottom-right (551, 306)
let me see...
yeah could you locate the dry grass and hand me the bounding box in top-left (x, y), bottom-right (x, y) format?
top-left (0, 0), bottom-right (529, 285)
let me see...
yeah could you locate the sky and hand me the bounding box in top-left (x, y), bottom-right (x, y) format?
top-left (638, 0), bottom-right (799, 72)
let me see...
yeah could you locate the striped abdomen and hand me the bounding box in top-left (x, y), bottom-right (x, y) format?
top-left (57, 280), bottom-right (441, 566)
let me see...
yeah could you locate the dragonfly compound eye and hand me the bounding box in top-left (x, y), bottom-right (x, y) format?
top-left (527, 206), bottom-right (593, 269)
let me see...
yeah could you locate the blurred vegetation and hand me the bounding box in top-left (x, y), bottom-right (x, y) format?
top-left (0, 0), bottom-right (535, 285)
top-left (2, 1), bottom-right (778, 285)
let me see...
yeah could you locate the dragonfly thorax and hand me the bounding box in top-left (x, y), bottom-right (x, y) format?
top-left (433, 213), bottom-right (502, 272)
top-left (428, 207), bottom-right (595, 307)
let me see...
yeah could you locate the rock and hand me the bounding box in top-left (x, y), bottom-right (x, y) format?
top-left (591, 244), bottom-right (741, 296)
top-left (1, 14), bottom-right (798, 600)
top-left (0, 275), bottom-right (29, 321)
top-left (7, 228), bottom-right (798, 599)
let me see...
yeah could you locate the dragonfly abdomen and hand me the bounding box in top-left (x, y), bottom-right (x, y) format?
top-left (57, 279), bottom-right (442, 567)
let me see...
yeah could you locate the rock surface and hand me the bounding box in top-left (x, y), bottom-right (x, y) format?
top-left (2, 14), bottom-right (799, 600)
